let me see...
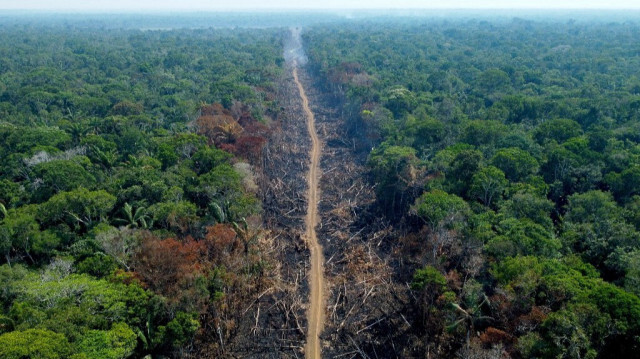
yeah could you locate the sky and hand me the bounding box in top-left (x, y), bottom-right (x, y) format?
top-left (1, 0), bottom-right (639, 11)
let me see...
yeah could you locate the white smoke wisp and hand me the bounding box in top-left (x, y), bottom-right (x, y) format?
top-left (283, 27), bottom-right (308, 66)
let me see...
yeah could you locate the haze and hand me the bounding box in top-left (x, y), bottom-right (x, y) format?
top-left (2, 0), bottom-right (639, 11)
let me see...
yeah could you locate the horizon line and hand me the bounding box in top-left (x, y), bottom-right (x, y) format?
top-left (3, 7), bottom-right (640, 12)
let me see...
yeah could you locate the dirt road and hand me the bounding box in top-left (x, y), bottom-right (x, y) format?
top-left (293, 61), bottom-right (325, 359)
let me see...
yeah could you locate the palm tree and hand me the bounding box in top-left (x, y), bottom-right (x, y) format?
top-left (115, 203), bottom-right (151, 229)
top-left (91, 146), bottom-right (119, 170)
top-left (210, 201), bottom-right (227, 223)
top-left (210, 200), bottom-right (259, 254)
top-left (448, 288), bottom-right (493, 353)
top-left (66, 122), bottom-right (89, 145)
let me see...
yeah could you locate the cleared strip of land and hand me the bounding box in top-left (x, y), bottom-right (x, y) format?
top-left (293, 61), bottom-right (325, 359)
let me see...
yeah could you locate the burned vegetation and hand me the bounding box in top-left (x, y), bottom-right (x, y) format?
top-left (3, 12), bottom-right (640, 359)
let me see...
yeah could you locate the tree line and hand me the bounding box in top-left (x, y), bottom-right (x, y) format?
top-left (0, 23), bottom-right (283, 358)
top-left (304, 17), bottom-right (640, 358)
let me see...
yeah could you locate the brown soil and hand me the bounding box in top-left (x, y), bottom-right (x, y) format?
top-left (293, 61), bottom-right (326, 359)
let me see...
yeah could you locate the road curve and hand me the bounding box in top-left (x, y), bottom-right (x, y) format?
top-left (293, 61), bottom-right (325, 359)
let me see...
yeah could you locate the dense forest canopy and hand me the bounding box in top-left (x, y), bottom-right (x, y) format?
top-left (303, 17), bottom-right (640, 358)
top-left (0, 21), bottom-right (283, 358)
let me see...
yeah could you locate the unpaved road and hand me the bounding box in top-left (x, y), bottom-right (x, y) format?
top-left (293, 61), bottom-right (325, 359)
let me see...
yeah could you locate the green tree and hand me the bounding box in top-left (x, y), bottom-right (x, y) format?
top-left (461, 120), bottom-right (507, 147)
top-left (500, 191), bottom-right (555, 229)
top-left (38, 189), bottom-right (116, 230)
top-left (477, 68), bottom-right (512, 101)
top-left (109, 101), bottom-right (143, 116)
top-left (491, 147), bottom-right (539, 182)
top-left (384, 86), bottom-right (416, 117)
top-left (469, 166), bottom-right (508, 207)
top-left (154, 312), bottom-right (200, 350)
top-left (496, 94), bottom-right (542, 124)
top-left (623, 250), bottom-right (640, 297)
top-left (486, 218), bottom-right (560, 259)
top-left (32, 159), bottom-right (96, 202)
top-left (411, 265), bottom-right (447, 291)
top-left (190, 146), bottom-right (232, 175)
top-left (4, 127), bottom-right (70, 154)
top-left (114, 203), bottom-right (150, 229)
top-left (405, 116), bottom-right (445, 154)
top-left (414, 189), bottom-right (469, 229)
top-left (369, 145), bottom-right (420, 214)
top-left (198, 164), bottom-right (243, 202)
top-left (0, 328), bottom-right (72, 359)
top-left (533, 118), bottom-right (583, 145)
top-left (411, 265), bottom-right (455, 337)
top-left (445, 149), bottom-right (482, 196)
top-left (564, 190), bottom-right (619, 224)
top-left (563, 190), bottom-right (640, 278)
top-left (148, 201), bottom-right (198, 233)
top-left (0, 179), bottom-right (27, 208)
top-left (606, 165), bottom-right (640, 202)
top-left (536, 309), bottom-right (597, 359)
top-left (0, 206), bottom-right (60, 264)
top-left (8, 268), bottom-right (152, 335)
top-left (75, 323), bottom-right (137, 359)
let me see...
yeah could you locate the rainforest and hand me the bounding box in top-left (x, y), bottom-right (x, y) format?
top-left (0, 9), bottom-right (640, 359)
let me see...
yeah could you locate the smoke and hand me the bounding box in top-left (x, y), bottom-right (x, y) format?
top-left (283, 27), bottom-right (308, 66)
